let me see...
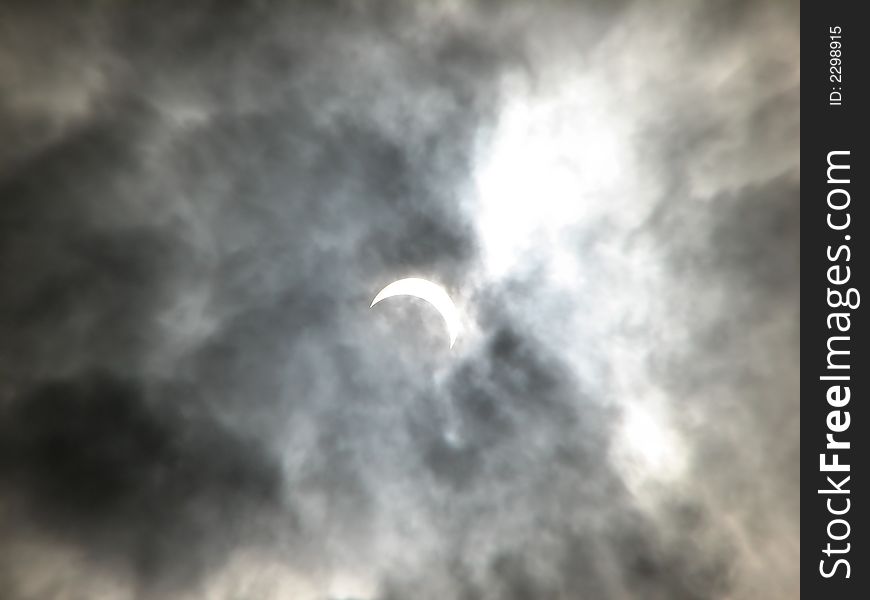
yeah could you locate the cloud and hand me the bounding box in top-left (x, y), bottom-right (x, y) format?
top-left (0, 1), bottom-right (798, 598)
top-left (0, 370), bottom-right (284, 592)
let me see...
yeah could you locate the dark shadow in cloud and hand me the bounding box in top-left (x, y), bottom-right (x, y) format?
top-left (0, 101), bottom-right (189, 384)
top-left (0, 370), bottom-right (285, 591)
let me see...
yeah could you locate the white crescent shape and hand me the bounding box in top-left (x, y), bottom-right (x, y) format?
top-left (370, 278), bottom-right (460, 348)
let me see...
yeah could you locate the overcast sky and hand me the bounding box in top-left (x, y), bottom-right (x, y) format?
top-left (0, 1), bottom-right (799, 599)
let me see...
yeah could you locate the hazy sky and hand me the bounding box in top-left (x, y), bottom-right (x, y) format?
top-left (0, 1), bottom-right (799, 599)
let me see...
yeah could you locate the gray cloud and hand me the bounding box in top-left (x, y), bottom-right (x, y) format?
top-left (0, 1), bottom-right (798, 598)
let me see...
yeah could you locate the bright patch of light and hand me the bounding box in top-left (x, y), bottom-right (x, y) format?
top-left (473, 76), bottom-right (627, 280)
top-left (615, 402), bottom-right (687, 487)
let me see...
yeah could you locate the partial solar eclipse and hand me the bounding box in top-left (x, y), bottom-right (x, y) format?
top-left (370, 278), bottom-right (460, 348)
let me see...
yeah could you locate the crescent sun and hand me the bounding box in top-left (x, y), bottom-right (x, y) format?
top-left (370, 278), bottom-right (461, 348)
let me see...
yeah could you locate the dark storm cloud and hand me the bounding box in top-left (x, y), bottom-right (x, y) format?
top-left (0, 370), bottom-right (283, 590)
top-left (0, 0), bottom-right (797, 599)
top-left (0, 100), bottom-right (186, 382)
top-left (1, 0), bottom-right (515, 595)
